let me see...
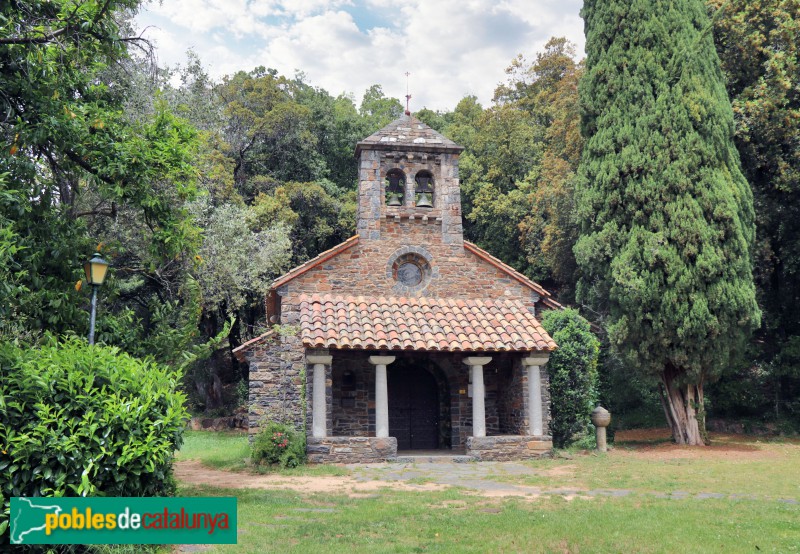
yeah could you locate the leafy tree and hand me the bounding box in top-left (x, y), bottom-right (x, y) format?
top-left (249, 180), bottom-right (356, 266)
top-left (708, 0), bottom-right (800, 421)
top-left (575, 0), bottom-right (761, 444)
top-left (414, 108), bottom-right (452, 133)
top-left (217, 68), bottom-right (325, 197)
top-left (445, 95), bottom-right (484, 150)
top-left (193, 200), bottom-right (292, 311)
top-left (541, 308), bottom-right (600, 448)
top-left (515, 41), bottom-right (584, 300)
top-left (460, 40), bottom-right (582, 292)
top-left (0, 0), bottom-right (203, 344)
top-left (359, 84), bottom-right (404, 133)
top-left (460, 102), bottom-right (544, 273)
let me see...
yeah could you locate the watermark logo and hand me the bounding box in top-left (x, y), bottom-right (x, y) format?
top-left (10, 497), bottom-right (237, 545)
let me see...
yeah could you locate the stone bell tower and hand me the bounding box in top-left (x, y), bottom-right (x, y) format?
top-left (354, 115), bottom-right (465, 245)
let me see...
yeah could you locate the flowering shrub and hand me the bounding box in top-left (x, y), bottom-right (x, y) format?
top-left (251, 422), bottom-right (305, 468)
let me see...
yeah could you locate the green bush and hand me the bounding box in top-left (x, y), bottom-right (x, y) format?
top-left (541, 308), bottom-right (600, 448)
top-left (251, 422), bottom-right (305, 468)
top-left (0, 337), bottom-right (188, 543)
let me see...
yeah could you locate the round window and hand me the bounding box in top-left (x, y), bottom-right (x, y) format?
top-left (396, 261), bottom-right (423, 286)
top-left (389, 251), bottom-right (432, 292)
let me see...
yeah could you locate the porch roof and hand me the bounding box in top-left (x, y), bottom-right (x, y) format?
top-left (299, 294), bottom-right (557, 353)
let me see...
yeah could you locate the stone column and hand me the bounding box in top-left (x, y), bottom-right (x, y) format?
top-left (368, 355), bottom-right (396, 438)
top-left (307, 354), bottom-right (332, 438)
top-left (463, 357), bottom-right (492, 438)
top-left (523, 355), bottom-right (550, 436)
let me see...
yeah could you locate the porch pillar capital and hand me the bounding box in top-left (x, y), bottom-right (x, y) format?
top-left (307, 354), bottom-right (333, 365)
top-left (368, 355), bottom-right (396, 366)
top-left (463, 356), bottom-right (492, 367)
top-left (521, 354), bottom-right (550, 366)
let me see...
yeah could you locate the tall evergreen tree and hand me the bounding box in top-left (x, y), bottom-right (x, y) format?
top-left (574, 0), bottom-right (761, 444)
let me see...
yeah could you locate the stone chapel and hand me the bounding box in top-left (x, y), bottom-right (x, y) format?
top-left (234, 114), bottom-right (561, 462)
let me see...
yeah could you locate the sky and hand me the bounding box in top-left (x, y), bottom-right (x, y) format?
top-left (134, 0), bottom-right (585, 112)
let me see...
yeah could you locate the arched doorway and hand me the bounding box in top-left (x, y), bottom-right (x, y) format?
top-left (388, 365), bottom-right (440, 450)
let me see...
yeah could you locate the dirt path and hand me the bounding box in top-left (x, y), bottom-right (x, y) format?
top-left (175, 460), bottom-right (448, 496)
top-left (175, 456), bottom-right (797, 503)
top-left (176, 429), bottom-right (800, 503)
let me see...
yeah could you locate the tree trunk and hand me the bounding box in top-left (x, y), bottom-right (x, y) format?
top-left (660, 365), bottom-right (707, 445)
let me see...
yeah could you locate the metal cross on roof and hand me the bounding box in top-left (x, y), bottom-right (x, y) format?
top-left (405, 71), bottom-right (411, 116)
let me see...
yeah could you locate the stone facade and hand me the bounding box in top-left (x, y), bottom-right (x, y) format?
top-left (237, 115), bottom-right (559, 462)
top-left (466, 436), bottom-right (553, 461)
top-left (307, 437), bottom-right (398, 463)
top-left (244, 338), bottom-right (305, 434)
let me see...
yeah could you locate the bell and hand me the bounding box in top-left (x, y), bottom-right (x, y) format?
top-left (416, 191), bottom-right (433, 208)
top-left (387, 192), bottom-right (402, 206)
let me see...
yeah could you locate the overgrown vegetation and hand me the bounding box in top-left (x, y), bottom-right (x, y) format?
top-left (0, 337), bottom-right (188, 543)
top-left (251, 422), bottom-right (306, 469)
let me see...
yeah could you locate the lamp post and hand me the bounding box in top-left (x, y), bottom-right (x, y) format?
top-left (83, 252), bottom-right (109, 345)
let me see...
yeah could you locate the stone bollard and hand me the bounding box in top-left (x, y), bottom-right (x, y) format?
top-left (591, 406), bottom-right (611, 453)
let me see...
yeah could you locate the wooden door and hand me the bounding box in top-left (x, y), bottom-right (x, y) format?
top-left (388, 366), bottom-right (439, 450)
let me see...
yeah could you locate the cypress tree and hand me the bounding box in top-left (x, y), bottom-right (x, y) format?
top-left (574, 0), bottom-right (761, 444)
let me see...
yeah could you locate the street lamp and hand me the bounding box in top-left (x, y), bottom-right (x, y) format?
top-left (83, 252), bottom-right (109, 345)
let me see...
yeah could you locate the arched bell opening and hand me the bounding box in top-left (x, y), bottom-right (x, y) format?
top-left (385, 168), bottom-right (406, 207)
top-left (414, 170), bottom-right (434, 208)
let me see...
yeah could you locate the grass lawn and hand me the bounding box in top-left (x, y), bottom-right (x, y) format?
top-left (176, 430), bottom-right (349, 476)
top-left (179, 485), bottom-right (799, 553)
top-left (173, 431), bottom-right (800, 553)
top-left (487, 434), bottom-right (800, 499)
top-left (176, 431), bottom-right (253, 471)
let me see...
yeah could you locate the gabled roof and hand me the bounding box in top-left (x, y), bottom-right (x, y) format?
top-left (300, 294), bottom-right (557, 353)
top-left (271, 235), bottom-right (360, 290)
top-left (355, 115), bottom-right (464, 156)
top-left (463, 241), bottom-right (563, 310)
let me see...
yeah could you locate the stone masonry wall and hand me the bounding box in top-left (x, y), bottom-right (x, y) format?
top-left (307, 437), bottom-right (397, 463)
top-left (280, 226), bottom-right (539, 304)
top-left (246, 336), bottom-right (305, 438)
top-left (322, 351), bottom-right (527, 451)
top-left (247, 336), bottom-right (553, 450)
top-left (466, 436), bottom-right (552, 461)
top-left (331, 352), bottom-right (374, 437)
top-left (497, 361), bottom-right (525, 435)
top-left (357, 147), bottom-right (463, 245)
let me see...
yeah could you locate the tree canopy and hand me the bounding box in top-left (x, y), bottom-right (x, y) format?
top-left (574, 0), bottom-right (761, 444)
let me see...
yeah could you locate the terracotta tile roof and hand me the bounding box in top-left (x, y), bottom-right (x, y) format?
top-left (271, 235), bottom-right (359, 290)
top-left (356, 115), bottom-right (464, 156)
top-left (232, 329), bottom-right (276, 362)
top-left (463, 241), bottom-right (564, 310)
top-left (299, 294), bottom-right (557, 353)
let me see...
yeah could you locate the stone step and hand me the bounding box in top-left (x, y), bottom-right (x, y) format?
top-left (392, 455), bottom-right (477, 464)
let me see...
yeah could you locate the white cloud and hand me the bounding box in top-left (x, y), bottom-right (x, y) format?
top-left (135, 0), bottom-right (584, 110)
top-left (275, 0), bottom-right (353, 18)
